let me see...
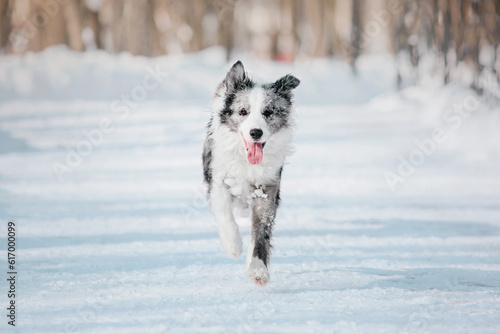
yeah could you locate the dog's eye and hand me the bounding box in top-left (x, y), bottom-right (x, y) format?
top-left (239, 108), bottom-right (248, 116)
top-left (263, 109), bottom-right (273, 117)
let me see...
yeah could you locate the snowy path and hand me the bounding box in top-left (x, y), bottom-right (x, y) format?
top-left (0, 93), bottom-right (499, 333)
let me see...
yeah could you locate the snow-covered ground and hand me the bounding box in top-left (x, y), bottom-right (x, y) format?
top-left (0, 47), bottom-right (499, 333)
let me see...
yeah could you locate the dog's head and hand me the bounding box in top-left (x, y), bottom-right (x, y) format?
top-left (218, 61), bottom-right (300, 165)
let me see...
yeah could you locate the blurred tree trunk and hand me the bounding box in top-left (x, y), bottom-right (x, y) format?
top-left (323, 0), bottom-right (338, 57)
top-left (394, 0), bottom-right (406, 88)
top-left (292, 0), bottom-right (302, 58)
top-left (442, 0), bottom-right (451, 84)
top-left (62, 0), bottom-right (84, 51)
top-left (84, 4), bottom-right (101, 49)
top-left (123, 0), bottom-right (150, 56)
top-left (276, 0), bottom-right (297, 61)
top-left (350, 0), bottom-right (361, 74)
top-left (37, 0), bottom-right (66, 50)
top-left (493, 0), bottom-right (500, 82)
top-left (270, 2), bottom-right (279, 60)
top-left (305, 0), bottom-right (327, 57)
top-left (0, 0), bottom-right (11, 51)
top-left (147, 1), bottom-right (162, 56)
top-left (187, 0), bottom-right (205, 53)
top-left (216, 0), bottom-right (234, 61)
top-left (109, 0), bottom-right (125, 52)
top-left (20, 2), bottom-right (41, 52)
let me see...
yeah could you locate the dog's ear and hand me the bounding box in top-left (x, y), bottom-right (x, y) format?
top-left (224, 61), bottom-right (253, 93)
top-left (270, 74), bottom-right (300, 95)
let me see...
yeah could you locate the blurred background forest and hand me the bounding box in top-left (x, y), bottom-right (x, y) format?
top-left (0, 0), bottom-right (499, 91)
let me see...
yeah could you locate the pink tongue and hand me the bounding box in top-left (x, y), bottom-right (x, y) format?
top-left (247, 142), bottom-right (263, 164)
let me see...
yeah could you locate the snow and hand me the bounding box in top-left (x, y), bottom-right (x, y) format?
top-left (0, 46), bottom-right (499, 333)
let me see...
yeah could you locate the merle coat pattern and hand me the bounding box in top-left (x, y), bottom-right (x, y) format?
top-left (203, 61), bottom-right (299, 285)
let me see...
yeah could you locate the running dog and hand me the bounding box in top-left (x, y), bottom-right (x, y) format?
top-left (203, 61), bottom-right (300, 285)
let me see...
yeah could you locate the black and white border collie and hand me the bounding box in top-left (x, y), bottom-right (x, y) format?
top-left (203, 61), bottom-right (300, 285)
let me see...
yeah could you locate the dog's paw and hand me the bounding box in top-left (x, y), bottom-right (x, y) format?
top-left (219, 225), bottom-right (242, 259)
top-left (247, 257), bottom-right (269, 286)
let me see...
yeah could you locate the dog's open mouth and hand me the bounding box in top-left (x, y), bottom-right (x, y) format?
top-left (241, 134), bottom-right (265, 165)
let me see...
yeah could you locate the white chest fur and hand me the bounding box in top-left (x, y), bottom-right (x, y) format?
top-left (212, 126), bottom-right (291, 179)
top-left (209, 122), bottom-right (293, 207)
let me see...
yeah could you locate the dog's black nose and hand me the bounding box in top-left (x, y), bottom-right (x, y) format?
top-left (250, 129), bottom-right (263, 140)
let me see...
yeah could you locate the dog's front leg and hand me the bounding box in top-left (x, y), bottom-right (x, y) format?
top-left (210, 184), bottom-right (242, 259)
top-left (246, 184), bottom-right (279, 286)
